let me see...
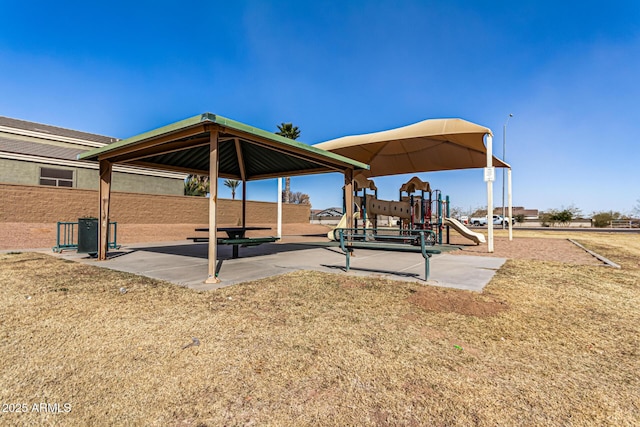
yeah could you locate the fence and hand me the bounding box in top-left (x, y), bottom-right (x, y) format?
top-left (609, 219), bottom-right (638, 228)
top-left (52, 221), bottom-right (119, 252)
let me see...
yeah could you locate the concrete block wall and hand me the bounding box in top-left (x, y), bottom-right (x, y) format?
top-left (0, 183), bottom-right (310, 224)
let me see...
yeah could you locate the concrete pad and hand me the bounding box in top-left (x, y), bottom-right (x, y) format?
top-left (55, 240), bottom-right (506, 292)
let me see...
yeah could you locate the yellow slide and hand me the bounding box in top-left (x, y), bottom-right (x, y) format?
top-left (444, 217), bottom-right (486, 245)
top-left (328, 212), bottom-right (371, 240)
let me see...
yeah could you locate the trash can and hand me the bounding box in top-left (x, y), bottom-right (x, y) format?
top-left (78, 217), bottom-right (99, 254)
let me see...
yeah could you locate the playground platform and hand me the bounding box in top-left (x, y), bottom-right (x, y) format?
top-left (54, 238), bottom-right (506, 292)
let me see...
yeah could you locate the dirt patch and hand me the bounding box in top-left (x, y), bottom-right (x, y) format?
top-left (407, 286), bottom-right (508, 317)
top-left (449, 233), bottom-right (602, 264)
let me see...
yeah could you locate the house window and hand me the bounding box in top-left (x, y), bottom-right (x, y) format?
top-left (40, 167), bottom-right (74, 187)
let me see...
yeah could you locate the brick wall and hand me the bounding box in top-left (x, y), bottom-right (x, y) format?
top-left (0, 183), bottom-right (310, 224)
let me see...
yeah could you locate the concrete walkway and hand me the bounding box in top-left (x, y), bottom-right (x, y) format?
top-left (56, 240), bottom-right (506, 292)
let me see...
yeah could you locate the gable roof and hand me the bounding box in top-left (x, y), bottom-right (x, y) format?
top-left (0, 136), bottom-right (86, 160)
top-left (0, 116), bottom-right (117, 145)
top-left (79, 113), bottom-right (369, 180)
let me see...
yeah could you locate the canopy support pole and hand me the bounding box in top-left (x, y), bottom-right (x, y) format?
top-left (205, 129), bottom-right (221, 284)
top-left (486, 134), bottom-right (494, 253)
top-left (508, 168), bottom-right (513, 241)
top-left (277, 178), bottom-right (282, 239)
top-left (344, 169), bottom-right (354, 230)
top-left (242, 180), bottom-right (247, 228)
top-left (234, 138), bottom-right (247, 228)
top-left (98, 160), bottom-right (112, 261)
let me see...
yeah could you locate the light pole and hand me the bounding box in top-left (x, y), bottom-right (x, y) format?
top-left (502, 113), bottom-right (513, 229)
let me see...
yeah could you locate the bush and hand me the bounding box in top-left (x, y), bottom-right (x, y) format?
top-left (591, 211), bottom-right (621, 228)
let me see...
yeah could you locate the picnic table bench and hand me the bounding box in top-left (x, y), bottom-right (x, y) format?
top-left (333, 228), bottom-right (441, 281)
top-left (188, 227), bottom-right (278, 258)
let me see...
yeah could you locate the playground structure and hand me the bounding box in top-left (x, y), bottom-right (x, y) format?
top-left (331, 174), bottom-right (485, 245)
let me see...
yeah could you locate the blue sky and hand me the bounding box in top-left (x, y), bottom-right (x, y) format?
top-left (1, 1), bottom-right (639, 215)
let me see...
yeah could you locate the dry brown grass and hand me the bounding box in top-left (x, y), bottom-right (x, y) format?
top-left (0, 232), bottom-right (639, 426)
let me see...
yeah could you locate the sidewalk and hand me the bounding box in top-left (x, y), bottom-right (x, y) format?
top-left (55, 240), bottom-right (506, 292)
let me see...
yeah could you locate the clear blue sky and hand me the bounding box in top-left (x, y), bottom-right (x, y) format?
top-left (2, 1), bottom-right (639, 215)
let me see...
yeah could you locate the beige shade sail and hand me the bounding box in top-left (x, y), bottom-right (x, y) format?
top-left (314, 118), bottom-right (508, 177)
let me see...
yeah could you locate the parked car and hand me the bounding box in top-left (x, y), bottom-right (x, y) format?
top-left (470, 215), bottom-right (515, 226)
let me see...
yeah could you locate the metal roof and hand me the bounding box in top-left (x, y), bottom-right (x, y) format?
top-left (0, 116), bottom-right (117, 144)
top-left (0, 136), bottom-right (86, 160)
top-left (78, 113), bottom-right (368, 180)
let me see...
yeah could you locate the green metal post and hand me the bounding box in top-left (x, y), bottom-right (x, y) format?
top-left (446, 195), bottom-right (450, 244)
top-left (437, 193), bottom-right (443, 244)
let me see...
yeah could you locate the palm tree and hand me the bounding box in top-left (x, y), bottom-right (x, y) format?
top-left (184, 174), bottom-right (209, 196)
top-left (275, 122), bottom-right (301, 203)
top-left (224, 179), bottom-right (241, 200)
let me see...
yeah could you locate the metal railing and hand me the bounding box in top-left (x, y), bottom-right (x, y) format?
top-left (52, 221), bottom-right (119, 252)
top-left (610, 219), bottom-right (637, 228)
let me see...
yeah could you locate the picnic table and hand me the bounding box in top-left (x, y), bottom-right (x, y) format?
top-left (333, 227), bottom-right (441, 281)
top-left (190, 227), bottom-right (277, 258)
top-left (195, 226), bottom-right (270, 239)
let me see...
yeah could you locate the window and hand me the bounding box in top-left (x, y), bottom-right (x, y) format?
top-left (40, 167), bottom-right (74, 187)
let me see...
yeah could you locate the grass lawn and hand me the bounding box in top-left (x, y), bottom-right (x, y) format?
top-left (1, 231), bottom-right (638, 426)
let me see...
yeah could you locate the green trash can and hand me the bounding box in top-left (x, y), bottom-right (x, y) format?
top-left (78, 217), bottom-right (99, 254)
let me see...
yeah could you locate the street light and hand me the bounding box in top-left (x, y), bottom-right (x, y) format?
top-left (502, 113), bottom-right (513, 229)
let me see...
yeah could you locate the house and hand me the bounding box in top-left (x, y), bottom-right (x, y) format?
top-left (311, 207), bottom-right (343, 218)
top-left (497, 206), bottom-right (539, 220)
top-left (0, 116), bottom-right (186, 194)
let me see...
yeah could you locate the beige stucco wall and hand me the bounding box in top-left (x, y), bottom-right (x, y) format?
top-left (0, 158), bottom-right (183, 195)
top-left (0, 158), bottom-right (43, 185)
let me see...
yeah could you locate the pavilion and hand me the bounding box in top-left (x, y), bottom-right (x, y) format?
top-left (79, 113), bottom-right (509, 283)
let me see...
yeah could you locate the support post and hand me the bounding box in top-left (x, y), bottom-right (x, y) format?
top-left (206, 129), bottom-right (221, 284)
top-left (234, 138), bottom-right (247, 229)
top-left (277, 178), bottom-right (282, 239)
top-left (508, 168), bottom-right (513, 241)
top-left (242, 180), bottom-right (247, 228)
top-left (344, 168), bottom-right (354, 230)
top-left (446, 195), bottom-right (450, 244)
top-left (98, 160), bottom-right (112, 260)
top-left (486, 134), bottom-right (494, 253)
top-left (437, 192), bottom-right (442, 244)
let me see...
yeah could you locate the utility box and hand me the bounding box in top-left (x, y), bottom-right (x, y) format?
top-left (77, 217), bottom-right (99, 254)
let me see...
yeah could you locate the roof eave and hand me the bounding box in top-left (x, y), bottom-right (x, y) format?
top-left (78, 113), bottom-right (369, 172)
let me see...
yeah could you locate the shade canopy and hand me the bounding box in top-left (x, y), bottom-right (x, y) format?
top-left (79, 113), bottom-right (366, 283)
top-left (79, 113), bottom-right (368, 180)
top-left (314, 118), bottom-right (508, 178)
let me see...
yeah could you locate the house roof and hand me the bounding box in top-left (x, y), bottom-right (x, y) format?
top-left (0, 136), bottom-right (86, 161)
top-left (312, 207), bottom-right (344, 216)
top-left (0, 116), bottom-right (117, 145)
top-left (79, 113), bottom-right (369, 180)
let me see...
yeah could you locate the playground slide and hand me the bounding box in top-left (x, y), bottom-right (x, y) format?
top-left (444, 217), bottom-right (486, 245)
top-left (328, 212), bottom-right (371, 240)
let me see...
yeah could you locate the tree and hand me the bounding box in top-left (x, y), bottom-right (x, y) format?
top-left (539, 205), bottom-right (582, 227)
top-left (539, 210), bottom-right (556, 227)
top-left (224, 179), bottom-right (240, 200)
top-left (553, 209), bottom-right (573, 226)
top-left (634, 199), bottom-right (640, 217)
top-left (449, 206), bottom-right (464, 219)
top-left (470, 207), bottom-right (487, 218)
top-left (184, 174), bottom-right (209, 196)
top-left (275, 122), bottom-right (301, 203)
top-left (289, 191), bottom-right (311, 205)
top-left (591, 210), bottom-right (621, 228)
